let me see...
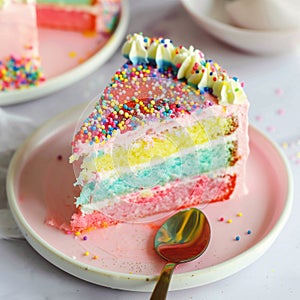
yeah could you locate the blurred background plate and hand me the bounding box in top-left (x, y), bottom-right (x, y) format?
top-left (181, 0), bottom-right (300, 55)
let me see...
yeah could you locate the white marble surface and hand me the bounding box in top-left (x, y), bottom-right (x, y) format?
top-left (1, 0), bottom-right (300, 299)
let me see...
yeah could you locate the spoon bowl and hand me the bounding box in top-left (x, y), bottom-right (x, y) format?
top-left (150, 208), bottom-right (211, 299)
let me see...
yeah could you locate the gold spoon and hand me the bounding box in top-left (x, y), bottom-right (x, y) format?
top-left (150, 208), bottom-right (211, 300)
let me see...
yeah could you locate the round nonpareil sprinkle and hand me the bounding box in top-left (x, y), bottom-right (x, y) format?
top-left (235, 236), bottom-right (240, 241)
top-left (0, 55), bottom-right (45, 91)
top-left (72, 63), bottom-right (213, 147)
top-left (68, 51), bottom-right (77, 58)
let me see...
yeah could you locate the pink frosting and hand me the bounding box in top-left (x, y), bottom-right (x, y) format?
top-left (0, 2), bottom-right (39, 59)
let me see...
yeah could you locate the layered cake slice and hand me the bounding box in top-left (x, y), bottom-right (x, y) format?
top-left (0, 0), bottom-right (44, 91)
top-left (69, 33), bottom-right (249, 232)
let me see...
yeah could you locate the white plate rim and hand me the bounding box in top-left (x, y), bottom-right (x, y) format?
top-left (0, 0), bottom-right (130, 107)
top-left (6, 104), bottom-right (294, 291)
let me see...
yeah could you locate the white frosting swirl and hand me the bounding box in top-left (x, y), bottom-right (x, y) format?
top-left (175, 46), bottom-right (205, 80)
top-left (213, 78), bottom-right (247, 104)
top-left (122, 33), bottom-right (247, 104)
top-left (122, 33), bottom-right (150, 65)
top-left (148, 38), bottom-right (175, 69)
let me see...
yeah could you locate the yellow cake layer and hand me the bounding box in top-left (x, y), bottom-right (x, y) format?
top-left (83, 116), bottom-right (237, 173)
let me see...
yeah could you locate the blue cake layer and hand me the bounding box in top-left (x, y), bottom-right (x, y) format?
top-left (76, 141), bottom-right (237, 206)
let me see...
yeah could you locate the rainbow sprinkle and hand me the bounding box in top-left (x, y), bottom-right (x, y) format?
top-left (0, 55), bottom-right (45, 91)
top-left (72, 63), bottom-right (214, 149)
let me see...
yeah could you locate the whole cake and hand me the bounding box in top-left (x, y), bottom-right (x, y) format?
top-left (69, 33), bottom-right (249, 232)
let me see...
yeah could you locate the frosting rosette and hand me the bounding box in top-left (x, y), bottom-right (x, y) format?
top-left (122, 33), bottom-right (150, 65)
top-left (121, 33), bottom-right (246, 105)
top-left (147, 37), bottom-right (175, 69)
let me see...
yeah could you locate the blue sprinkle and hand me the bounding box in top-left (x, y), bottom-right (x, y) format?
top-left (235, 236), bottom-right (240, 241)
top-left (247, 230), bottom-right (252, 235)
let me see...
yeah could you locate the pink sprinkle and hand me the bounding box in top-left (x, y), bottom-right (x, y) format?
top-left (275, 88), bottom-right (283, 96)
top-left (277, 108), bottom-right (285, 115)
top-left (267, 126), bottom-right (275, 132)
top-left (255, 115), bottom-right (262, 121)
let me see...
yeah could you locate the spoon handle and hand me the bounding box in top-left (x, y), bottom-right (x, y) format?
top-left (150, 262), bottom-right (177, 300)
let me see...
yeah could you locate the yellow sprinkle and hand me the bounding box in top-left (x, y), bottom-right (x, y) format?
top-left (84, 251), bottom-right (90, 256)
top-left (297, 152), bottom-right (300, 158)
top-left (227, 219), bottom-right (233, 223)
top-left (102, 221), bottom-right (108, 228)
top-left (82, 30), bottom-right (97, 38)
top-left (237, 212), bottom-right (243, 217)
top-left (75, 231), bottom-right (81, 236)
top-left (78, 57), bottom-right (85, 64)
top-left (68, 51), bottom-right (77, 58)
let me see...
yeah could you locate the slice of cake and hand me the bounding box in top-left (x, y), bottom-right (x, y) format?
top-left (36, 0), bottom-right (121, 33)
top-left (0, 0), bottom-right (44, 91)
top-left (69, 33), bottom-right (249, 232)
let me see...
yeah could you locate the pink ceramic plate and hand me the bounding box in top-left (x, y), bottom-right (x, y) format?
top-left (7, 104), bottom-right (293, 292)
top-left (0, 0), bottom-right (129, 106)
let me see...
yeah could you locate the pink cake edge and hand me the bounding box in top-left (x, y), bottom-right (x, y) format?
top-left (69, 173), bottom-right (238, 233)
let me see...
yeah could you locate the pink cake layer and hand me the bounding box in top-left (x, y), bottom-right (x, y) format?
top-left (70, 174), bottom-right (237, 232)
top-left (36, 6), bottom-right (96, 32)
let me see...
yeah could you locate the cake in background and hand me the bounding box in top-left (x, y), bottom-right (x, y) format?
top-left (0, 0), bottom-right (44, 91)
top-left (67, 33), bottom-right (250, 233)
top-left (0, 0), bottom-right (121, 92)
